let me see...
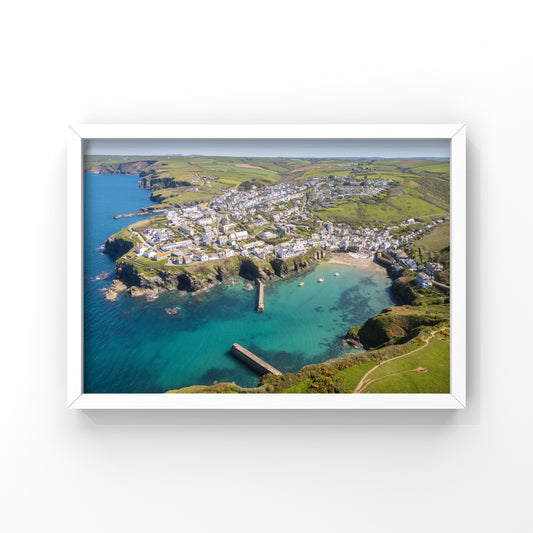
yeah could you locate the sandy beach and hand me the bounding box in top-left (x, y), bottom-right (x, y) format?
top-left (327, 252), bottom-right (388, 275)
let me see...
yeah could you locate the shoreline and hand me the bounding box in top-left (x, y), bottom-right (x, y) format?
top-left (110, 251), bottom-right (390, 301)
top-left (326, 252), bottom-right (389, 275)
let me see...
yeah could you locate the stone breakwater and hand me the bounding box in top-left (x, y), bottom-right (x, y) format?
top-left (113, 205), bottom-right (169, 219)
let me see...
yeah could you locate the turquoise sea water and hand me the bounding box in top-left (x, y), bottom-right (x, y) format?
top-left (83, 173), bottom-right (396, 392)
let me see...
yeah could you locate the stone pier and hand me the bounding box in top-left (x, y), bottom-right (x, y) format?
top-left (230, 343), bottom-right (283, 376)
top-left (257, 280), bottom-right (264, 312)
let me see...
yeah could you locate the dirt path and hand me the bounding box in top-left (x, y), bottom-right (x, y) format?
top-left (353, 330), bottom-right (440, 393)
top-left (130, 228), bottom-right (149, 247)
top-left (357, 367), bottom-right (427, 393)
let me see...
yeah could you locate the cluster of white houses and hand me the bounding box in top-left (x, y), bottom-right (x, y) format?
top-left (124, 177), bottom-right (448, 283)
top-left (309, 176), bottom-right (392, 208)
top-left (377, 247), bottom-right (445, 288)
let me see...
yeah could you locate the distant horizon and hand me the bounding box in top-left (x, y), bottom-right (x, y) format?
top-left (86, 154), bottom-right (450, 160)
top-left (85, 139), bottom-right (450, 159)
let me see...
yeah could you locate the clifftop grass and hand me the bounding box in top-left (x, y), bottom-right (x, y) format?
top-left (347, 304), bottom-right (449, 349)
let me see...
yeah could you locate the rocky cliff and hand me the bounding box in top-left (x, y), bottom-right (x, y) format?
top-left (104, 235), bottom-right (135, 260)
top-left (269, 248), bottom-right (325, 278)
top-left (115, 257), bottom-right (250, 294)
top-left (390, 275), bottom-right (419, 305)
top-left (86, 160), bottom-right (157, 176)
top-left (345, 305), bottom-right (448, 349)
top-left (113, 252), bottom-right (323, 296)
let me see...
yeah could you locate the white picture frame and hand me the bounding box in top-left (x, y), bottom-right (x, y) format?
top-left (67, 124), bottom-right (466, 409)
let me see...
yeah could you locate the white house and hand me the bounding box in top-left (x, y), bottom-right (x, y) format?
top-left (416, 272), bottom-right (432, 289)
top-left (425, 262), bottom-right (444, 276)
top-left (179, 225), bottom-right (195, 236)
top-left (229, 230), bottom-right (248, 241)
top-left (221, 223), bottom-right (236, 233)
top-left (135, 246), bottom-right (148, 256)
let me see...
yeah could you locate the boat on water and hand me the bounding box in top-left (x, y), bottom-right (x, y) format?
top-left (318, 278), bottom-right (325, 283)
top-left (334, 272), bottom-right (339, 276)
top-left (299, 282), bottom-right (305, 287)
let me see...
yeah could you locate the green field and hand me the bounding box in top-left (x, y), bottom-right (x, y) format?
top-left (316, 193), bottom-right (446, 227)
top-left (86, 155), bottom-right (450, 225)
top-left (409, 221), bottom-right (450, 280)
top-left (359, 336), bottom-right (450, 393)
top-left (333, 360), bottom-right (378, 393)
top-left (412, 221), bottom-right (450, 258)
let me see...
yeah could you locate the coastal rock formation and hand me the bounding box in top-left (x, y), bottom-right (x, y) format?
top-left (129, 286), bottom-right (146, 298)
top-left (345, 305), bottom-right (448, 349)
top-left (114, 255), bottom-right (278, 295)
top-left (111, 248), bottom-right (324, 297)
top-left (238, 259), bottom-right (274, 281)
top-left (390, 276), bottom-right (419, 305)
top-left (104, 235), bottom-right (135, 261)
top-left (110, 279), bottom-right (127, 293)
top-left (149, 181), bottom-right (193, 202)
top-left (269, 251), bottom-right (322, 278)
top-left (105, 290), bottom-right (118, 301)
top-left (115, 259), bottom-right (225, 293)
top-left (86, 160), bottom-right (157, 176)
top-left (104, 279), bottom-right (128, 301)
top-left (113, 205), bottom-right (169, 219)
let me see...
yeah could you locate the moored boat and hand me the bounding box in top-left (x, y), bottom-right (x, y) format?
top-left (318, 278), bottom-right (325, 283)
top-left (299, 282), bottom-right (305, 286)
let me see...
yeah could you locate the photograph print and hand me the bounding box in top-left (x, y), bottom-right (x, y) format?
top-left (83, 137), bottom-right (452, 395)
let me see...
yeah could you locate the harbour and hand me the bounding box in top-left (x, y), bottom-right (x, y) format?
top-left (83, 173), bottom-right (396, 393)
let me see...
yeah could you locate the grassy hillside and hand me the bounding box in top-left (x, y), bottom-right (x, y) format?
top-left (347, 304), bottom-right (449, 349)
top-left (358, 336), bottom-right (450, 393)
top-left (85, 155), bottom-right (450, 225)
top-left (412, 221), bottom-right (450, 259)
top-left (408, 221), bottom-right (451, 281)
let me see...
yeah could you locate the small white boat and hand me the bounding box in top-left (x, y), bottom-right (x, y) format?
top-left (318, 278), bottom-right (325, 283)
top-left (334, 272), bottom-right (339, 276)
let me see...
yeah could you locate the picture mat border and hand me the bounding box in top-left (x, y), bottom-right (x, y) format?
top-left (67, 124), bottom-right (466, 410)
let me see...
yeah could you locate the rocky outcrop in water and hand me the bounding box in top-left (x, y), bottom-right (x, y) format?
top-left (104, 279), bottom-right (128, 301)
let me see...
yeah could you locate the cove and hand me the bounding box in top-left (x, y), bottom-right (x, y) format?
top-left (83, 173), bottom-right (396, 393)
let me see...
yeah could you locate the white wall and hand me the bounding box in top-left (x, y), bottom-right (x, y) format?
top-left (1, 1), bottom-right (532, 532)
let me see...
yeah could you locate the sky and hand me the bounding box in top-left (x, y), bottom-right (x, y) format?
top-left (84, 139), bottom-right (450, 159)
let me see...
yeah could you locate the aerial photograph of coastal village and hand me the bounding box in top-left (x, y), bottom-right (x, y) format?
top-left (83, 139), bottom-right (451, 394)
